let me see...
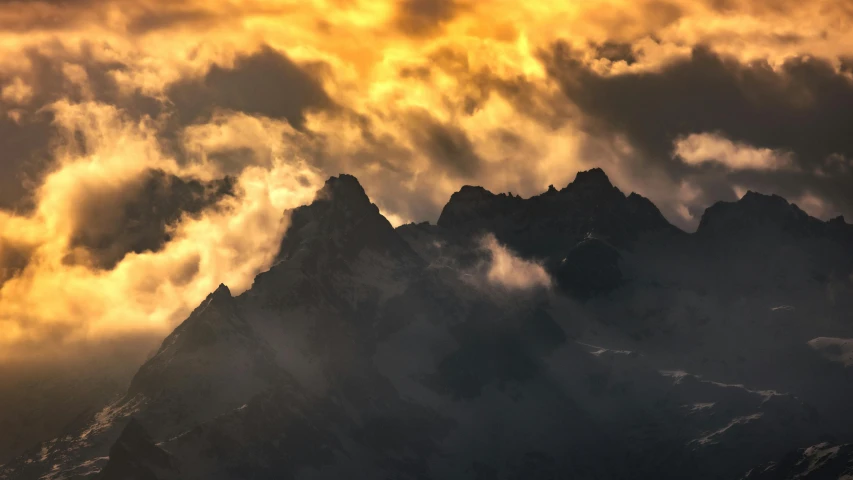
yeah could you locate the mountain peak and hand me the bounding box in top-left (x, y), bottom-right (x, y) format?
top-left (197, 283), bottom-right (234, 312)
top-left (740, 190), bottom-right (790, 206)
top-left (316, 174), bottom-right (372, 209)
top-left (698, 189), bottom-right (816, 236)
top-left (568, 167), bottom-right (613, 189)
top-left (213, 283), bottom-right (231, 298)
top-left (276, 174), bottom-right (419, 264)
top-left (453, 185), bottom-right (495, 201)
top-left (436, 168), bottom-right (677, 261)
top-left (437, 184), bottom-right (522, 229)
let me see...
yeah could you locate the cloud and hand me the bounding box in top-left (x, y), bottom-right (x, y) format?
top-left (2, 0), bottom-right (853, 359)
top-left (674, 132), bottom-right (795, 171)
top-left (545, 44), bottom-right (853, 226)
top-left (793, 191), bottom-right (831, 219)
top-left (545, 45), bottom-right (853, 167)
top-left (393, 0), bottom-right (462, 36)
top-left (407, 111), bottom-right (483, 178)
top-left (65, 169), bottom-right (234, 269)
top-left (0, 101), bottom-right (322, 361)
top-left (479, 234), bottom-right (552, 291)
top-left (1, 77), bottom-right (33, 104)
top-left (167, 46), bottom-right (333, 129)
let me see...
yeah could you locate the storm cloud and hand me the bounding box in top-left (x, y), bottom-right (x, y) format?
top-left (393, 0), bottom-right (462, 36)
top-left (167, 46), bottom-right (333, 129)
top-left (66, 169), bottom-right (234, 269)
top-left (1, 0), bottom-right (853, 358)
top-left (545, 44), bottom-right (853, 222)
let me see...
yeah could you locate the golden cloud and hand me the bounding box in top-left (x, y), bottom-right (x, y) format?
top-left (1, 0), bottom-right (853, 359)
top-left (0, 102), bottom-right (322, 360)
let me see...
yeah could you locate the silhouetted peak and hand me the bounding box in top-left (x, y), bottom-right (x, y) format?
top-left (198, 283), bottom-right (234, 311)
top-left (324, 173), bottom-right (364, 190)
top-left (567, 168), bottom-right (613, 189)
top-left (284, 174), bottom-right (382, 233)
top-left (213, 283), bottom-right (231, 298)
top-left (316, 174), bottom-right (373, 210)
top-left (437, 168), bottom-right (677, 253)
top-left (730, 190), bottom-right (800, 219)
top-left (698, 189), bottom-right (815, 235)
top-left (437, 185), bottom-right (521, 229)
top-left (277, 174), bottom-right (417, 264)
top-left (740, 190), bottom-right (791, 208)
top-left (452, 185), bottom-right (495, 201)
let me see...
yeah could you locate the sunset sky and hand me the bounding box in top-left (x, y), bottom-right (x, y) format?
top-left (1, 0), bottom-right (852, 360)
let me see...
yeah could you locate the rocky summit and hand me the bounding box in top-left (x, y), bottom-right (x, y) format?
top-left (4, 169), bottom-right (853, 480)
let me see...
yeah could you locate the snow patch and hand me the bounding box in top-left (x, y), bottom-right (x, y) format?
top-left (808, 337), bottom-right (853, 367)
top-left (692, 413), bottom-right (764, 446)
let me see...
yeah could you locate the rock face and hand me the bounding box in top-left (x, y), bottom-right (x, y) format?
top-left (437, 168), bottom-right (679, 259)
top-left (278, 174), bottom-right (420, 265)
top-left (97, 419), bottom-right (179, 480)
top-left (698, 191), bottom-right (827, 237)
top-left (554, 238), bottom-right (622, 299)
top-left (126, 283), bottom-right (284, 441)
top-left (4, 169), bottom-right (853, 480)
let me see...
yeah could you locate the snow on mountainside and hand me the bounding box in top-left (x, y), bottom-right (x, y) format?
top-left (4, 169), bottom-right (853, 480)
top-left (743, 442), bottom-right (853, 479)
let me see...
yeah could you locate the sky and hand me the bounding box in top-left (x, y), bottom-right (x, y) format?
top-left (1, 0), bottom-right (853, 360)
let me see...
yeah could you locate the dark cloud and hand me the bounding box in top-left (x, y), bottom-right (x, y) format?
top-left (408, 111), bottom-right (483, 179)
top-left (65, 169), bottom-right (234, 269)
top-left (0, 111), bottom-right (54, 210)
top-left (0, 1), bottom-right (223, 34)
top-left (125, 6), bottom-right (220, 34)
top-left (592, 42), bottom-right (638, 65)
top-left (167, 46), bottom-right (332, 129)
top-left (643, 0), bottom-right (683, 27)
top-left (0, 238), bottom-right (32, 285)
top-left (1, 44), bottom-right (330, 212)
top-left (545, 44), bottom-right (853, 162)
top-left (393, 0), bottom-right (460, 36)
top-left (21, 43), bottom-right (162, 115)
top-left (841, 56), bottom-right (853, 75)
top-left (0, 43), bottom-right (164, 211)
top-left (417, 46), bottom-right (574, 127)
top-left (544, 43), bottom-right (853, 220)
top-left (702, 0), bottom-right (850, 16)
top-left (0, 0), bottom-right (93, 32)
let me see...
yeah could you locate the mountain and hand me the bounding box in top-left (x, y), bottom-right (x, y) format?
top-left (697, 190), bottom-right (849, 238)
top-left (742, 442), bottom-right (853, 479)
top-left (435, 167), bottom-right (679, 260)
top-left (97, 419), bottom-right (179, 480)
top-left (4, 169), bottom-right (853, 480)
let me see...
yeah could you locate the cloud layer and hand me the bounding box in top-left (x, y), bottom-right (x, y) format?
top-left (1, 0), bottom-right (853, 358)
top-left (479, 234), bottom-right (552, 291)
top-left (0, 102), bottom-right (321, 360)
